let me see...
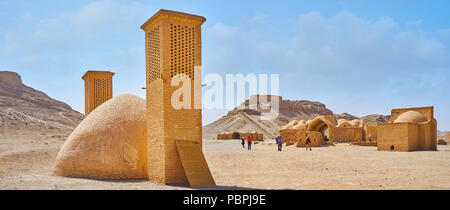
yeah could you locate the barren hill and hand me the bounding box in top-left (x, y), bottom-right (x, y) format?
top-left (0, 71), bottom-right (83, 133)
top-left (360, 114), bottom-right (390, 125)
top-left (334, 113), bottom-right (358, 121)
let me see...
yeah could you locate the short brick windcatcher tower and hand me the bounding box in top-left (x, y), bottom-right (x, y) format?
top-left (141, 10), bottom-right (206, 184)
top-left (82, 71), bottom-right (114, 116)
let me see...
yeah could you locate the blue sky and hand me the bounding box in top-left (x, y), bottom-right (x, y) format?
top-left (1, 0), bottom-right (449, 130)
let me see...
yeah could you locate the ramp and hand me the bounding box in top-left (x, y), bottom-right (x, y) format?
top-left (238, 112), bottom-right (278, 139)
top-left (175, 141), bottom-right (216, 187)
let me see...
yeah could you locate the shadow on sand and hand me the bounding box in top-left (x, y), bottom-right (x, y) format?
top-left (84, 178), bottom-right (267, 190)
top-left (167, 183), bottom-right (264, 190)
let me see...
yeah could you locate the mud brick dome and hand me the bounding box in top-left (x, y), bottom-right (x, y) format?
top-left (393, 110), bottom-right (429, 124)
top-left (53, 94), bottom-right (147, 179)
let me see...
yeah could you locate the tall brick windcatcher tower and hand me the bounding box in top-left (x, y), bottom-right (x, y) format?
top-left (82, 71), bottom-right (114, 116)
top-left (141, 10), bottom-right (206, 184)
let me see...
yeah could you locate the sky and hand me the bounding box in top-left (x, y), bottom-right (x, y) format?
top-left (1, 0), bottom-right (449, 130)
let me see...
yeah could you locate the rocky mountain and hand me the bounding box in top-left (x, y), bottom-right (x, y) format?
top-left (0, 71), bottom-right (83, 132)
top-left (334, 113), bottom-right (358, 121)
top-left (360, 114), bottom-right (390, 125)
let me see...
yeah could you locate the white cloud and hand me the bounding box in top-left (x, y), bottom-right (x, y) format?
top-left (1, 0), bottom-right (153, 55)
top-left (203, 11), bottom-right (450, 129)
top-left (206, 11), bottom-right (450, 90)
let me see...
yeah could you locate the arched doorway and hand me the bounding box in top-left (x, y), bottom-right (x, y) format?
top-left (306, 116), bottom-right (337, 142)
top-left (232, 132), bottom-right (240, 139)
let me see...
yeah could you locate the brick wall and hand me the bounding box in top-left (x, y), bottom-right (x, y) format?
top-left (143, 10), bottom-right (206, 184)
top-left (217, 132), bottom-right (263, 141)
top-left (82, 71), bottom-right (114, 116)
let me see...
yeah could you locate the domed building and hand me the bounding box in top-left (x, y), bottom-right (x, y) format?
top-left (377, 107), bottom-right (437, 152)
top-left (337, 119), bottom-right (354, 128)
top-left (280, 115), bottom-right (367, 147)
top-left (53, 94), bottom-right (148, 179)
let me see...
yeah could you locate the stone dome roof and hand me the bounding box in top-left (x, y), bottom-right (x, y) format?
top-left (393, 111), bottom-right (428, 124)
top-left (349, 119), bottom-right (364, 128)
top-left (53, 94), bottom-right (147, 179)
top-left (282, 120), bottom-right (299, 129)
top-left (292, 121), bottom-right (307, 129)
top-left (337, 120), bottom-right (353, 128)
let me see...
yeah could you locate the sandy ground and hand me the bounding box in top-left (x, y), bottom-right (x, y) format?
top-left (1, 131), bottom-right (449, 190)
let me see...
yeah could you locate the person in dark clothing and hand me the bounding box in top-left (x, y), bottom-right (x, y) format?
top-left (247, 136), bottom-right (252, 150)
top-left (277, 136), bottom-right (283, 151)
top-left (305, 134), bottom-right (312, 151)
top-left (241, 137), bottom-right (245, 148)
top-left (274, 137), bottom-right (278, 144)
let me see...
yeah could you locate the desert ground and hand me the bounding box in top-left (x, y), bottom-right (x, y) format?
top-left (0, 130), bottom-right (449, 190)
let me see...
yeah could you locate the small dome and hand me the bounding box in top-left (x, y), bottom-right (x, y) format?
top-left (349, 119), bottom-right (363, 128)
top-left (394, 111), bottom-right (428, 124)
top-left (282, 120), bottom-right (299, 129)
top-left (293, 122), bottom-right (307, 129)
top-left (337, 119), bottom-right (348, 124)
top-left (337, 121), bottom-right (353, 128)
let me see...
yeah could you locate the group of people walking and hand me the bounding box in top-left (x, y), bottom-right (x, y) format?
top-left (241, 133), bottom-right (313, 151)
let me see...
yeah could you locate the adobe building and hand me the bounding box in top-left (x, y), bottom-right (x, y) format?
top-left (53, 94), bottom-right (148, 179)
top-left (364, 124), bottom-right (378, 142)
top-left (141, 9), bottom-right (210, 184)
top-left (82, 71), bottom-right (114, 116)
top-left (217, 132), bottom-right (263, 141)
top-left (377, 106), bottom-right (437, 152)
top-left (280, 115), bottom-right (366, 147)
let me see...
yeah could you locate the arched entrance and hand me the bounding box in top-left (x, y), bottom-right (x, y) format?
top-left (232, 132), bottom-right (240, 139)
top-left (306, 116), bottom-right (337, 142)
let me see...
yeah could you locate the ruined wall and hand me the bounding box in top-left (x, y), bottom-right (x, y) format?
top-left (216, 132), bottom-right (263, 141)
top-left (280, 129), bottom-right (323, 147)
top-left (217, 133), bottom-right (234, 140)
top-left (280, 129), bottom-right (297, 143)
top-left (333, 127), bottom-right (365, 142)
top-left (239, 132), bottom-right (263, 141)
top-left (245, 95), bottom-right (283, 106)
top-left (296, 131), bottom-right (324, 147)
top-left (365, 125), bottom-right (378, 142)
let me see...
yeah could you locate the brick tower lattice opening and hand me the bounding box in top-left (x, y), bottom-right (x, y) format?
top-left (141, 9), bottom-right (208, 184)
